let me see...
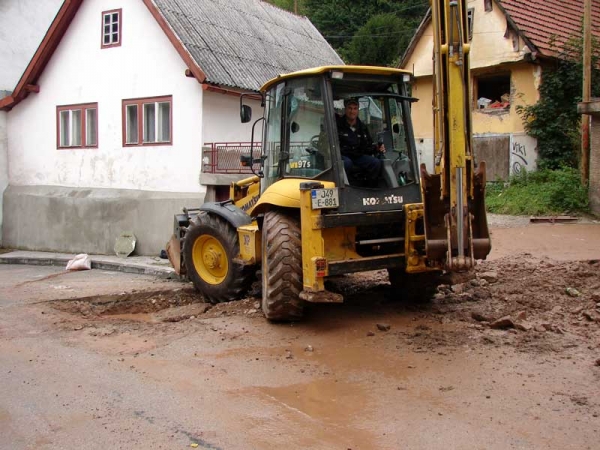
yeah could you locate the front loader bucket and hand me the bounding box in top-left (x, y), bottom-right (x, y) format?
top-left (420, 164), bottom-right (449, 262)
top-left (166, 234), bottom-right (185, 275)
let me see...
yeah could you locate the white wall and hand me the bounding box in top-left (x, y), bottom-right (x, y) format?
top-left (203, 91), bottom-right (262, 144)
top-left (0, 111), bottom-right (7, 246)
top-left (0, 0), bottom-right (63, 91)
top-left (510, 133), bottom-right (537, 176)
top-left (7, 0), bottom-right (206, 193)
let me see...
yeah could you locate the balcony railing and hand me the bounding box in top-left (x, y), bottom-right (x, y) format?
top-left (202, 142), bottom-right (261, 174)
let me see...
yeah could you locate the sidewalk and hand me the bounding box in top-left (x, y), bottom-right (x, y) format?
top-left (0, 250), bottom-right (176, 278)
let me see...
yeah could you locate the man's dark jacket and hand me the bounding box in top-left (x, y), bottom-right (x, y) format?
top-left (336, 114), bottom-right (374, 160)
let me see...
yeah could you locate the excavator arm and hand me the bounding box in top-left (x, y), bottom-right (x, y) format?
top-left (421, 0), bottom-right (491, 271)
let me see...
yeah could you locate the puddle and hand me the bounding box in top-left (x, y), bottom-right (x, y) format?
top-left (257, 378), bottom-right (370, 420)
top-left (243, 379), bottom-right (379, 449)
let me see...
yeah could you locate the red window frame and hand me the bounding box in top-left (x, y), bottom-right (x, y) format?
top-left (121, 95), bottom-right (173, 147)
top-left (56, 102), bottom-right (99, 149)
top-left (101, 9), bottom-right (122, 49)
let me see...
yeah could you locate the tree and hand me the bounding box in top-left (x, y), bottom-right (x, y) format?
top-left (517, 36), bottom-right (600, 169)
top-left (266, 0), bottom-right (307, 15)
top-left (345, 13), bottom-right (419, 66)
top-left (303, 0), bottom-right (428, 63)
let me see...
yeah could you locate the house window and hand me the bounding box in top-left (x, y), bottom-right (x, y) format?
top-left (57, 103), bottom-right (98, 149)
top-left (474, 73), bottom-right (511, 111)
top-left (484, 0), bottom-right (493, 12)
top-left (122, 96), bottom-right (172, 146)
top-left (467, 8), bottom-right (475, 41)
top-left (101, 9), bottom-right (121, 48)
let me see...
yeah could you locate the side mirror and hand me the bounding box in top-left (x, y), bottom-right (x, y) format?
top-left (392, 123), bottom-right (400, 134)
top-left (240, 105), bottom-right (252, 123)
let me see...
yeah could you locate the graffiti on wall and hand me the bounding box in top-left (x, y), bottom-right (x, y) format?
top-left (510, 134), bottom-right (537, 176)
top-left (511, 142), bottom-right (528, 175)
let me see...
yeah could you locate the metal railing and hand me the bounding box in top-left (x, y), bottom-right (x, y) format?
top-left (202, 142), bottom-right (262, 174)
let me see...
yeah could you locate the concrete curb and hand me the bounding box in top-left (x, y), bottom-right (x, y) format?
top-left (0, 251), bottom-right (176, 278)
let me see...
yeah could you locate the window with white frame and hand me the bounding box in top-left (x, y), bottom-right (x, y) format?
top-left (57, 103), bottom-right (98, 149)
top-left (122, 96), bottom-right (172, 146)
top-left (101, 9), bottom-right (121, 48)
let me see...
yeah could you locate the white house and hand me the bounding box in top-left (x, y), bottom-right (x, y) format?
top-left (0, 0), bottom-right (343, 255)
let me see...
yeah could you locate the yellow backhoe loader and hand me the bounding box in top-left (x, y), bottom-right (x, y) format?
top-left (167, 0), bottom-right (491, 321)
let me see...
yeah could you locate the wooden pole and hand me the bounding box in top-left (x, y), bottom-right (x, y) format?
top-left (581, 0), bottom-right (592, 186)
top-left (294, 0), bottom-right (298, 14)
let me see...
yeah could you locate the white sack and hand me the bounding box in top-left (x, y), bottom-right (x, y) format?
top-left (66, 253), bottom-right (92, 271)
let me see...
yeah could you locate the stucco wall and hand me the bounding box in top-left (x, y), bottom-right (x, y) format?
top-left (0, 0), bottom-right (63, 91)
top-left (0, 111), bottom-right (7, 246)
top-left (404, 0), bottom-right (531, 77)
top-left (472, 64), bottom-right (541, 135)
top-left (203, 91), bottom-right (262, 145)
top-left (2, 185), bottom-right (202, 255)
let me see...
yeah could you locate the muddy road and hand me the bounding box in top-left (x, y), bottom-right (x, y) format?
top-left (1, 218), bottom-right (600, 450)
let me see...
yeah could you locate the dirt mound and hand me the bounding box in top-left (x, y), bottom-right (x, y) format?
top-left (429, 255), bottom-right (600, 353)
top-left (52, 287), bottom-right (201, 316)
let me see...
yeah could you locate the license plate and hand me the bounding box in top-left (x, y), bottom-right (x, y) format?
top-left (311, 188), bottom-right (339, 209)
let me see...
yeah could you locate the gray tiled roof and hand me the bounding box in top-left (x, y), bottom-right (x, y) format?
top-left (153, 0), bottom-right (344, 91)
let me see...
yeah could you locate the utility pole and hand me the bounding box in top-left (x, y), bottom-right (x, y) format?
top-left (581, 0), bottom-right (592, 186)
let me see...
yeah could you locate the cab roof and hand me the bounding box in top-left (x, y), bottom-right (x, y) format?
top-left (260, 65), bottom-right (412, 93)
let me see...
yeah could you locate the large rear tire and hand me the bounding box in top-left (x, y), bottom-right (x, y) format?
top-left (183, 212), bottom-right (254, 303)
top-left (261, 209), bottom-right (304, 321)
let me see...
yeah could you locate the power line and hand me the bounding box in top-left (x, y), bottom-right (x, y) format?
top-left (325, 30), bottom-right (419, 39)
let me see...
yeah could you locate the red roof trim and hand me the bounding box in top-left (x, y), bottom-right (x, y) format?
top-left (1, 0), bottom-right (84, 112)
top-left (141, 0), bottom-right (206, 83)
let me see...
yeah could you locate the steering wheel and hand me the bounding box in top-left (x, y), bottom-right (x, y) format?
top-left (305, 135), bottom-right (321, 155)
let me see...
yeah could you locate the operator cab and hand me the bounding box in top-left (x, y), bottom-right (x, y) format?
top-left (242, 66), bottom-right (422, 213)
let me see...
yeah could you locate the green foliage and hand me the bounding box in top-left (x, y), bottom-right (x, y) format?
top-left (266, 0), bottom-right (307, 15)
top-left (486, 168), bottom-right (589, 215)
top-left (303, 0), bottom-right (427, 65)
top-left (344, 13), bottom-right (420, 66)
top-left (264, 0), bottom-right (427, 66)
top-left (517, 35), bottom-right (600, 169)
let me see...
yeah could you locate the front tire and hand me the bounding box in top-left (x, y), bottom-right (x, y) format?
top-left (261, 209), bottom-right (304, 321)
top-left (183, 212), bottom-right (254, 303)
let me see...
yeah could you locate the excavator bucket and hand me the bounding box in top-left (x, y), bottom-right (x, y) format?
top-left (471, 161), bottom-right (492, 260)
